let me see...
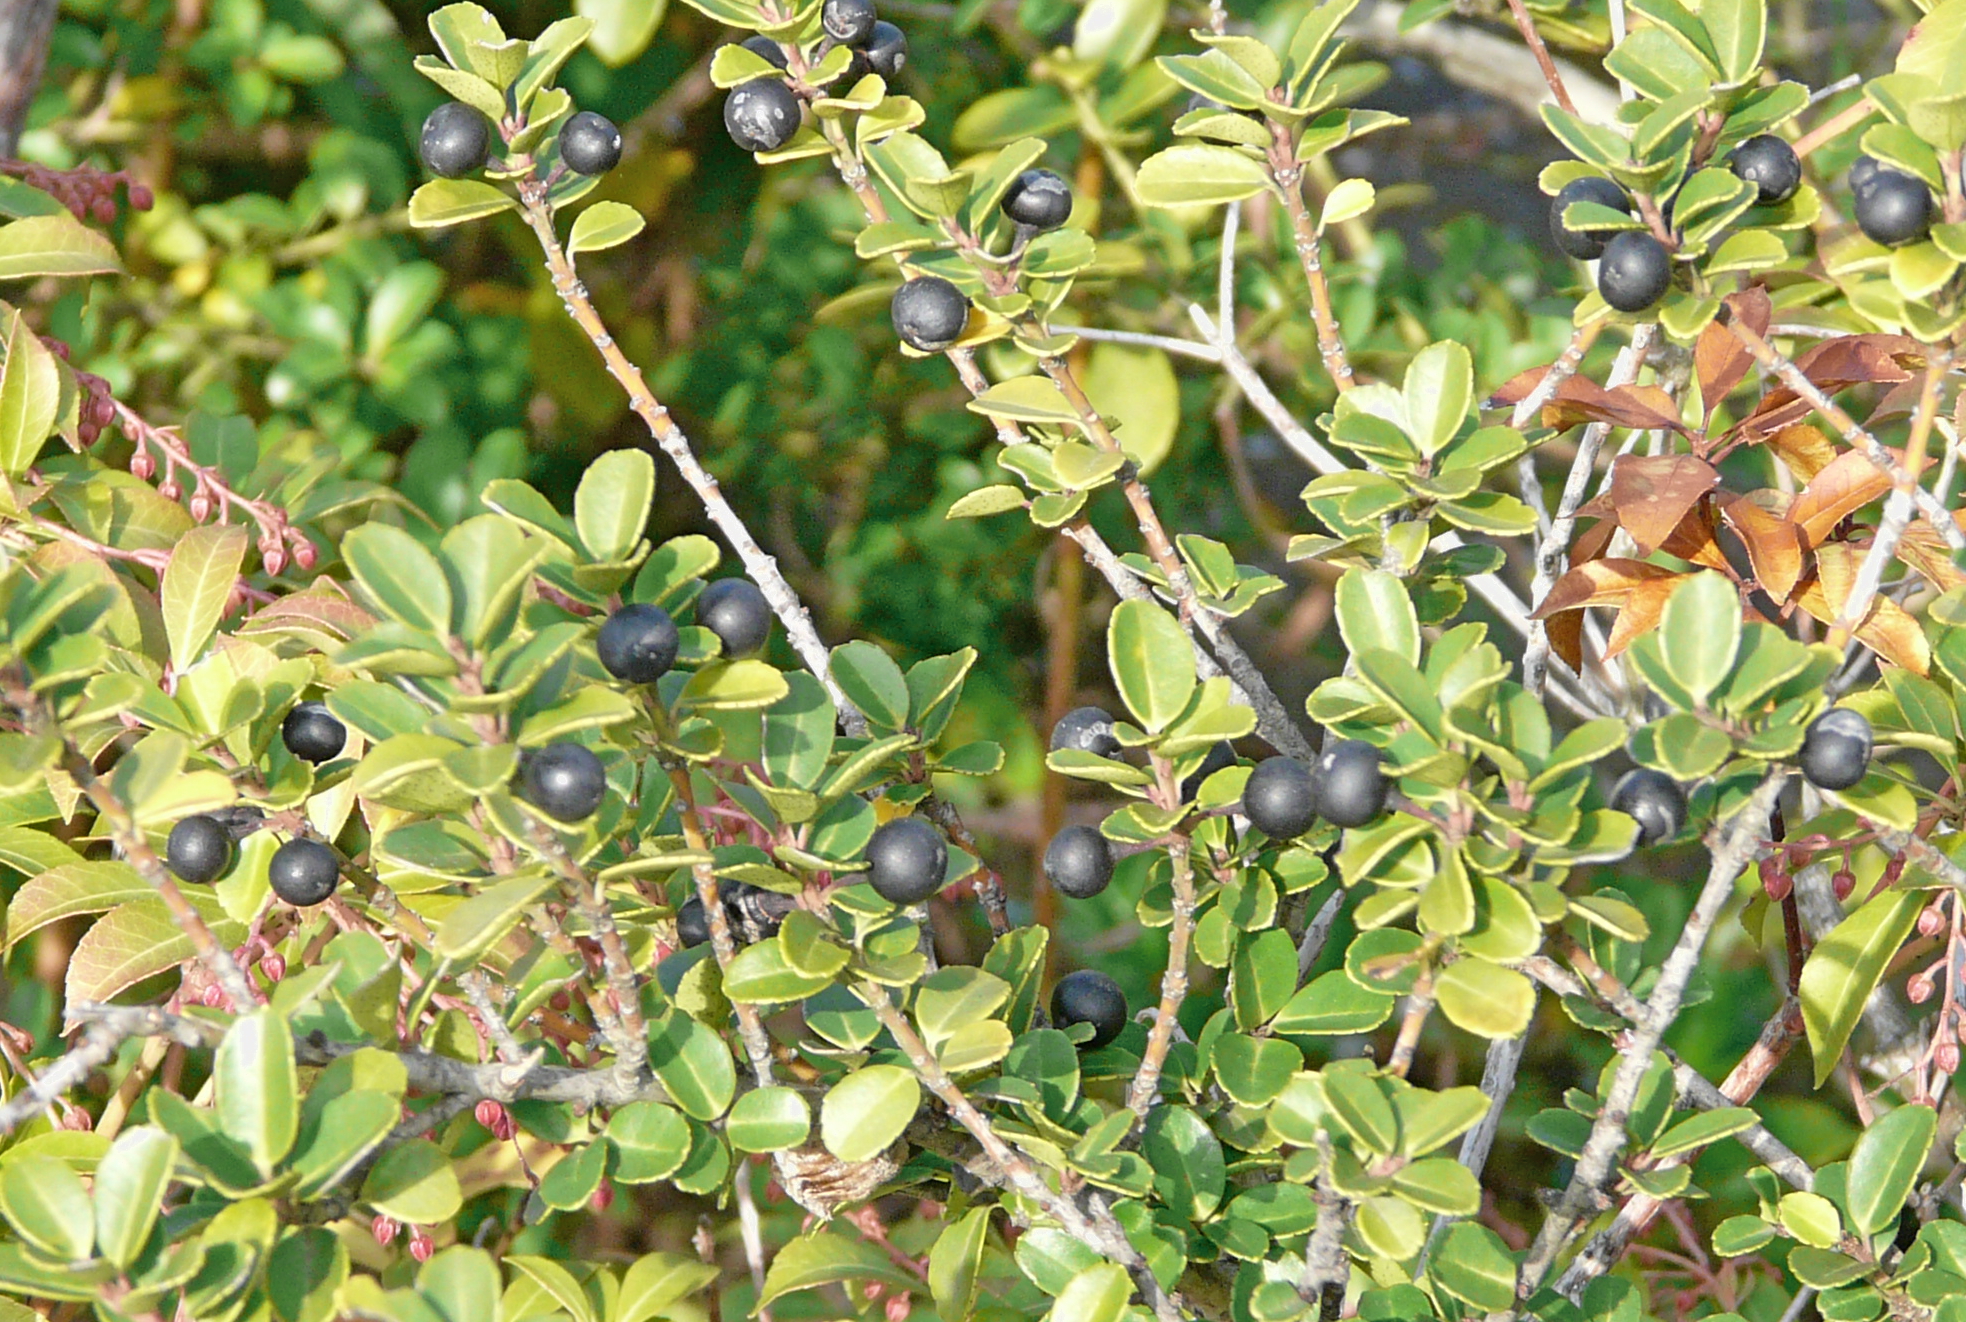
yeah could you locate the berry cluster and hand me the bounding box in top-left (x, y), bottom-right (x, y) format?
top-left (721, 0), bottom-right (910, 155)
top-left (886, 167), bottom-right (1073, 352)
top-left (41, 338), bottom-right (117, 447)
top-left (119, 406), bottom-right (316, 574)
top-left (418, 103), bottom-right (623, 181)
top-left (3, 162), bottom-right (153, 225)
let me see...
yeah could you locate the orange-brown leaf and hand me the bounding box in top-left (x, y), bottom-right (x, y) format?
top-left (1533, 558), bottom-right (1685, 619)
top-left (1892, 522), bottom-right (1966, 594)
top-left (1547, 606), bottom-right (1585, 675)
top-left (1695, 288), bottom-right (1771, 412)
top-left (1797, 544), bottom-right (1932, 674)
top-left (1658, 501), bottom-right (1732, 572)
top-left (1538, 378), bottom-right (1691, 434)
top-left (1762, 423), bottom-right (1839, 482)
top-left (1603, 576), bottom-right (1684, 659)
top-left (1718, 491), bottom-right (1808, 599)
top-left (1606, 454), bottom-right (1721, 553)
top-left (1789, 450), bottom-right (1895, 546)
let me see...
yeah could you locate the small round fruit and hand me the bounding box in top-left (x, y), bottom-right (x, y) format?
top-left (1002, 168), bottom-right (1072, 231)
top-left (281, 701), bottom-right (346, 764)
top-left (1244, 756), bottom-right (1318, 839)
top-left (559, 111), bottom-right (622, 176)
top-left (864, 817), bottom-right (947, 905)
top-left (519, 743), bottom-right (609, 823)
top-left (1549, 175), bottom-right (1630, 261)
top-left (697, 578), bottom-right (772, 657)
top-left (1051, 705), bottom-right (1121, 759)
top-left (597, 602), bottom-right (680, 684)
top-left (677, 896), bottom-right (711, 948)
top-left (1316, 740), bottom-right (1388, 829)
top-left (1043, 825), bottom-right (1113, 900)
top-left (1849, 155), bottom-right (1883, 196)
top-left (1855, 170), bottom-right (1933, 247)
top-left (166, 815), bottom-right (233, 884)
top-left (1050, 969), bottom-right (1126, 1050)
top-left (865, 21), bottom-right (907, 78)
top-left (724, 79), bottom-right (802, 153)
top-left (1610, 769), bottom-right (1686, 847)
top-left (1728, 134), bottom-right (1802, 205)
top-left (1180, 741), bottom-right (1238, 801)
top-left (822, 0), bottom-right (878, 45)
top-left (741, 34), bottom-right (790, 68)
top-left (269, 839), bottom-right (341, 906)
top-left (1596, 231), bottom-right (1673, 313)
top-left (420, 102), bottom-right (490, 179)
top-left (890, 275), bottom-right (969, 352)
top-left (1800, 707), bottom-right (1873, 791)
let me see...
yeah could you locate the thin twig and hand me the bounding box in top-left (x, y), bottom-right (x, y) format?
top-left (1267, 127), bottom-right (1355, 393)
top-left (668, 766), bottom-right (777, 1087)
top-left (1127, 787), bottom-right (1195, 1117)
top-left (1499, 0), bottom-right (1578, 114)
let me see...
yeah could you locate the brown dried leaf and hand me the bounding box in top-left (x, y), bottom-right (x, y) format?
top-left (1533, 558), bottom-right (1685, 619)
top-left (1606, 455), bottom-right (1721, 553)
top-left (1695, 288), bottom-right (1770, 411)
top-left (1539, 378), bottom-right (1691, 434)
top-left (1762, 423), bottom-right (1839, 482)
top-left (1658, 501), bottom-right (1733, 572)
top-left (1788, 450), bottom-right (1895, 546)
top-left (1603, 577), bottom-right (1684, 659)
top-left (1547, 606), bottom-right (1585, 675)
top-left (1718, 491), bottom-right (1808, 599)
top-left (1892, 523), bottom-right (1966, 594)
top-left (1798, 544), bottom-right (1932, 674)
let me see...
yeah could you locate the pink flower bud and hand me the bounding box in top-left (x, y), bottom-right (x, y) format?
top-left (90, 395), bottom-right (115, 427)
top-left (885, 1293), bottom-right (911, 1322)
top-left (259, 953), bottom-right (285, 982)
top-left (130, 451), bottom-right (154, 480)
top-left (1884, 856), bottom-right (1908, 885)
top-left (128, 183), bottom-right (153, 211)
top-left (590, 1182), bottom-right (614, 1212)
top-left (158, 479), bottom-right (181, 501)
top-left (475, 1099), bottom-right (506, 1130)
top-left (371, 1215), bottom-right (400, 1245)
top-left (201, 984), bottom-right (225, 1008)
top-left (1920, 904), bottom-right (1947, 939)
top-left (291, 537), bottom-right (317, 570)
top-left (189, 493), bottom-right (212, 522)
top-left (863, 1284), bottom-right (886, 1302)
top-left (1759, 858), bottom-right (1792, 902)
top-left (1833, 869), bottom-right (1857, 902)
top-left (60, 1107), bottom-right (92, 1132)
top-left (91, 196), bottom-right (116, 225)
top-left (408, 1230), bottom-right (434, 1263)
top-left (76, 422), bottom-right (99, 447)
top-left (1909, 972), bottom-right (1936, 1004)
top-left (1937, 1040), bottom-right (1960, 1074)
top-left (261, 546), bottom-right (287, 576)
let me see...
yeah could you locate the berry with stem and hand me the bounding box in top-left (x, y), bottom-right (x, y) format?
top-left (282, 701), bottom-right (346, 765)
top-left (823, 0), bottom-right (878, 46)
top-left (865, 817), bottom-right (947, 905)
top-left (1051, 705), bottom-right (1121, 759)
top-left (1043, 824), bottom-right (1113, 900)
top-left (865, 21), bottom-right (908, 79)
top-left (166, 815), bottom-right (233, 884)
top-left (269, 839), bottom-right (341, 906)
top-left (1855, 170), bottom-right (1933, 247)
top-left (1002, 169), bottom-right (1073, 232)
top-left (697, 579), bottom-right (772, 657)
top-left (1728, 135), bottom-right (1802, 205)
top-left (420, 102), bottom-right (491, 179)
top-left (560, 111), bottom-right (623, 176)
top-left (1800, 707), bottom-right (1873, 791)
top-left (519, 744), bottom-right (609, 823)
top-left (890, 276), bottom-right (969, 352)
top-left (724, 80), bottom-right (802, 153)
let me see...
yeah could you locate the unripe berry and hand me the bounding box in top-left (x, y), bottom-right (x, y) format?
top-left (559, 111), bottom-right (623, 176)
top-left (188, 493), bottom-right (212, 521)
top-left (1050, 969), bottom-right (1126, 1050)
top-left (889, 275), bottom-right (969, 352)
top-left (158, 479), bottom-right (181, 501)
top-left (476, 1099), bottom-right (507, 1131)
top-left (1832, 868), bottom-right (1856, 902)
top-left (292, 537), bottom-right (318, 570)
top-left (128, 182), bottom-right (153, 211)
top-left (724, 79), bottom-right (802, 153)
top-left (1043, 824), bottom-right (1113, 900)
top-left (1596, 231), bottom-right (1673, 312)
top-left (1728, 135), bottom-right (1802, 205)
top-left (864, 816), bottom-right (947, 905)
top-left (1002, 169), bottom-right (1073, 231)
top-left (60, 1106), bottom-right (92, 1132)
top-left (129, 450), bottom-right (154, 480)
top-left (261, 545), bottom-right (287, 576)
top-left (591, 1182), bottom-right (615, 1211)
top-left (420, 102), bottom-right (492, 179)
top-left (1549, 175), bottom-right (1630, 261)
top-left (1908, 971), bottom-right (1936, 1004)
top-left (1759, 857), bottom-right (1792, 902)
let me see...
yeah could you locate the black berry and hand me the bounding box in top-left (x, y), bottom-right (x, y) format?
top-left (1800, 707), bottom-right (1873, 791)
top-left (281, 701), bottom-right (346, 765)
top-left (1051, 705), bottom-right (1121, 759)
top-left (865, 21), bottom-right (907, 79)
top-left (1243, 756), bottom-right (1318, 839)
top-left (1002, 168), bottom-right (1073, 231)
top-left (1897, 1204), bottom-right (1921, 1254)
top-left (864, 817), bottom-right (947, 905)
top-left (1849, 155), bottom-right (1883, 196)
top-left (740, 35), bottom-right (790, 69)
top-left (597, 602), bottom-right (680, 684)
top-left (559, 111), bottom-right (622, 176)
top-left (724, 80), bottom-right (802, 153)
top-left (677, 896), bottom-right (711, 948)
top-left (1728, 135), bottom-right (1801, 206)
top-left (1596, 231), bottom-right (1673, 313)
top-left (166, 815), bottom-right (232, 884)
top-left (697, 579), bottom-right (772, 657)
top-left (890, 275), bottom-right (969, 352)
top-left (420, 102), bottom-right (490, 179)
top-left (1316, 740), bottom-right (1388, 828)
top-left (1051, 969), bottom-right (1126, 1050)
top-left (1549, 175), bottom-right (1630, 261)
top-left (1180, 740), bottom-right (1238, 801)
top-left (1610, 769), bottom-right (1686, 848)
top-left (519, 743), bottom-right (609, 823)
top-left (1043, 825), bottom-right (1113, 900)
top-left (1855, 170), bottom-right (1933, 247)
top-left (269, 839), bottom-right (340, 907)
top-left (822, 0), bottom-right (878, 45)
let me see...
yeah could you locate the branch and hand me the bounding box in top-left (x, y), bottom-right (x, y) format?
top-left (1499, 0), bottom-right (1578, 115)
top-left (1127, 794), bottom-right (1195, 1117)
top-left (1267, 127), bottom-right (1355, 393)
top-left (0, 1007), bottom-right (205, 1136)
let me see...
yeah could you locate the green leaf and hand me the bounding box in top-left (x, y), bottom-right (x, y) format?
top-left (576, 0), bottom-right (666, 67)
top-left (724, 939), bottom-right (835, 1003)
top-left (1046, 1263), bottom-right (1132, 1322)
top-left (1800, 889), bottom-right (1924, 1086)
top-left (1846, 1104), bottom-right (1937, 1238)
top-left (727, 1087), bottom-right (811, 1153)
top-left (1212, 1032), bottom-right (1302, 1107)
top-left (1231, 928), bottom-right (1298, 1029)
top-left (439, 514), bottom-right (543, 646)
top-left (161, 524), bottom-right (250, 673)
top-left (434, 873), bottom-right (557, 962)
top-left (1781, 1190), bottom-right (1842, 1247)
top-left (1659, 572), bottom-right (1740, 706)
top-left (1700, 0), bottom-right (1765, 82)
top-left (0, 214), bottom-right (121, 279)
top-left (1273, 970), bottom-right (1396, 1035)
top-left (66, 897), bottom-right (246, 1013)
top-left (92, 1127), bottom-right (177, 1268)
top-left (1080, 343), bottom-right (1180, 473)
top-left (0, 312), bottom-right (58, 476)
top-left (217, 1009), bottom-right (300, 1177)
top-left (1324, 1068), bottom-right (1399, 1155)
top-left (575, 448), bottom-right (655, 562)
top-left (418, 1246), bottom-right (501, 1322)
top-left (291, 1091), bottom-right (397, 1197)
top-left (831, 641), bottom-right (911, 732)
top-left (1390, 1156), bottom-right (1481, 1214)
top-left (412, 57), bottom-right (507, 118)
top-left (1403, 340), bottom-right (1471, 457)
top-left (1712, 1214), bottom-right (1778, 1256)
top-left (506, 1257), bottom-right (595, 1322)
top-left (0, 1155), bottom-right (93, 1261)
top-left (537, 1139), bottom-right (610, 1210)
top-left (1435, 959), bottom-right (1536, 1038)
top-left (967, 375), bottom-right (1078, 424)
top-left (947, 484), bottom-right (1027, 518)
top-left (820, 1064), bottom-right (919, 1163)
top-left (267, 1227), bottom-right (348, 1322)
top-left (927, 1207), bottom-right (991, 1320)
top-left (607, 1102), bottom-right (693, 1183)
top-left (681, 659), bottom-right (790, 711)
top-left (342, 523), bottom-right (452, 636)
top-left (1142, 1105), bottom-right (1226, 1220)
top-left (758, 1231), bottom-right (918, 1308)
top-left (1430, 1223), bottom-right (1517, 1311)
top-left (1335, 568), bottom-right (1420, 666)
top-left (1136, 144), bottom-right (1273, 206)
top-left (1320, 177), bottom-right (1376, 228)
top-left (647, 1012), bottom-right (737, 1120)
top-left (361, 1139), bottom-right (463, 1222)
top-left (1650, 1106), bottom-right (1757, 1158)
top-left (616, 1252), bottom-right (719, 1322)
top-left (1106, 598), bottom-right (1196, 733)
top-left (408, 179), bottom-right (517, 228)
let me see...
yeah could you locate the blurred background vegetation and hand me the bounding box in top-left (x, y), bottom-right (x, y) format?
top-left (3, 0), bottom-right (1928, 1283)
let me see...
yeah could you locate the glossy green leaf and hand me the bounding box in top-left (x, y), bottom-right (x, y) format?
top-left (1846, 1104), bottom-right (1937, 1238)
top-left (267, 1227), bottom-right (348, 1322)
top-left (568, 200), bottom-right (646, 254)
top-left (1335, 568), bottom-right (1420, 665)
top-left (1430, 1222), bottom-right (1517, 1311)
top-left (0, 1155), bottom-right (93, 1261)
top-left (1659, 571), bottom-right (1740, 707)
top-left (1046, 1263), bottom-right (1132, 1322)
top-left (216, 1010), bottom-right (300, 1177)
top-left (927, 1207), bottom-right (991, 1320)
top-left (161, 524), bottom-right (250, 673)
top-left (616, 1252), bottom-right (720, 1322)
top-left (408, 179), bottom-right (517, 228)
top-left (820, 1064), bottom-right (920, 1163)
top-left (1800, 888), bottom-right (1924, 1086)
top-left (1136, 144), bottom-right (1272, 206)
top-left (726, 1087), bottom-right (811, 1152)
top-left (92, 1127), bottom-right (177, 1267)
top-left (361, 1139), bottom-right (463, 1222)
top-left (574, 448), bottom-right (655, 562)
top-left (1107, 598), bottom-right (1196, 733)
top-left (0, 312), bottom-right (59, 476)
top-left (342, 523), bottom-right (452, 636)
